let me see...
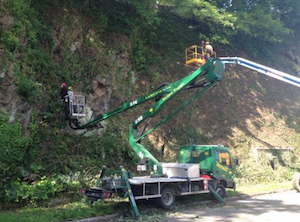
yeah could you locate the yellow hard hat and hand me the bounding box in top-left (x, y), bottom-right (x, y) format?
top-left (205, 42), bottom-right (210, 45)
top-left (68, 86), bottom-right (72, 90)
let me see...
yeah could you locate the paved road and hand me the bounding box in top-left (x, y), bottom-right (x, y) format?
top-left (164, 191), bottom-right (300, 222)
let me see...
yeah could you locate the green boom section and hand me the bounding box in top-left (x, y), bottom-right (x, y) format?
top-left (69, 85), bottom-right (172, 129)
top-left (70, 59), bottom-right (224, 174)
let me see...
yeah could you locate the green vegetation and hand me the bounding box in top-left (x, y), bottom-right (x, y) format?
top-left (0, 115), bottom-right (27, 201)
top-left (1, 0), bottom-right (300, 220)
top-left (0, 201), bottom-right (114, 222)
top-left (4, 175), bottom-right (83, 203)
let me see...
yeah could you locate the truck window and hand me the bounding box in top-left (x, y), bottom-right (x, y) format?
top-left (187, 150), bottom-right (201, 158)
top-left (216, 151), bottom-right (231, 166)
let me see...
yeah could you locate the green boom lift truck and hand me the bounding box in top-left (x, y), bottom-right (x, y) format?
top-left (68, 47), bottom-right (300, 217)
top-left (71, 59), bottom-right (227, 217)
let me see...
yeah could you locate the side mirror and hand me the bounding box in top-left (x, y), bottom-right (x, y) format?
top-left (234, 158), bottom-right (239, 166)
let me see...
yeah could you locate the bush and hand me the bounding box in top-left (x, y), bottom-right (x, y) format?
top-left (1, 31), bottom-right (19, 52)
top-left (4, 174), bottom-right (83, 203)
top-left (16, 73), bottom-right (37, 99)
top-left (0, 114), bottom-right (27, 201)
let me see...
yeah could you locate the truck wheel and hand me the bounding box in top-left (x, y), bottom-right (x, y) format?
top-left (212, 184), bottom-right (226, 199)
top-left (155, 187), bottom-right (175, 209)
top-left (292, 174), bottom-right (300, 192)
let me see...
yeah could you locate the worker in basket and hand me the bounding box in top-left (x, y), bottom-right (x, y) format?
top-left (67, 86), bottom-right (75, 117)
top-left (200, 40), bottom-right (205, 56)
top-left (204, 41), bottom-right (214, 61)
top-left (60, 81), bottom-right (70, 120)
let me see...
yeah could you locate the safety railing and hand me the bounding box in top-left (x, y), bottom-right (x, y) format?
top-left (69, 95), bottom-right (85, 118)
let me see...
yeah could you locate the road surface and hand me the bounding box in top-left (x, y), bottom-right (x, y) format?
top-left (164, 191), bottom-right (300, 222)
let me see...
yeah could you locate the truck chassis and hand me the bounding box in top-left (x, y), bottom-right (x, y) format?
top-left (82, 166), bottom-right (222, 217)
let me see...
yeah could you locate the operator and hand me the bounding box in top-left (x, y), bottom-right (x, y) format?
top-left (200, 40), bottom-right (205, 47)
top-left (60, 81), bottom-right (69, 120)
top-left (67, 86), bottom-right (74, 103)
top-left (200, 40), bottom-right (205, 59)
top-left (67, 86), bottom-right (74, 118)
top-left (60, 82), bottom-right (68, 100)
top-left (204, 41), bottom-right (214, 61)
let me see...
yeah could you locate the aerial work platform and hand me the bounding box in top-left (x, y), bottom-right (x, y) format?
top-left (185, 45), bottom-right (217, 68)
top-left (69, 95), bottom-right (86, 118)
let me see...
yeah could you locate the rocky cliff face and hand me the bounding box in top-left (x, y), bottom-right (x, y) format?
top-left (0, 5), bottom-right (135, 133)
top-left (1, 1), bottom-right (300, 175)
top-left (0, 63), bottom-right (24, 122)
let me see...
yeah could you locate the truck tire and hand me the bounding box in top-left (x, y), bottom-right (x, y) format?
top-left (292, 174), bottom-right (300, 192)
top-left (154, 187), bottom-right (175, 209)
top-left (212, 184), bottom-right (226, 199)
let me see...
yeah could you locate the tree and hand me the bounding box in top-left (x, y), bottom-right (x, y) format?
top-left (273, 0), bottom-right (300, 31)
top-left (212, 0), bottom-right (290, 56)
top-left (160, 0), bottom-right (237, 44)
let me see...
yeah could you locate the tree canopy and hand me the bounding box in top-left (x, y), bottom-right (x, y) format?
top-left (123, 0), bottom-right (297, 52)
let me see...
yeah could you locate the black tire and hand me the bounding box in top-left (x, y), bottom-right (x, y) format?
top-left (154, 187), bottom-right (175, 209)
top-left (292, 174), bottom-right (300, 192)
top-left (211, 184), bottom-right (226, 199)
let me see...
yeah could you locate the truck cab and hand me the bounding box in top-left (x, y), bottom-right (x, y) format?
top-left (178, 144), bottom-right (236, 191)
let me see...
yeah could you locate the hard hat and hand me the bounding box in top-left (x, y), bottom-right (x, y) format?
top-left (205, 42), bottom-right (210, 45)
top-left (68, 86), bottom-right (72, 90)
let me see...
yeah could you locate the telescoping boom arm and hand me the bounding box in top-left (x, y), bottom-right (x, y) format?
top-left (219, 57), bottom-right (300, 88)
top-left (70, 59), bottom-right (224, 175)
top-left (70, 55), bottom-right (300, 175)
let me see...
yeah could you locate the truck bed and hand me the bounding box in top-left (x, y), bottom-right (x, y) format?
top-left (129, 176), bottom-right (210, 200)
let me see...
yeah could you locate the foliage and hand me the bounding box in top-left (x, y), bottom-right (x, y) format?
top-left (128, 0), bottom-right (160, 26)
top-left (214, 0), bottom-right (292, 56)
top-left (147, 9), bottom-right (198, 54)
top-left (129, 27), bottom-right (147, 70)
top-left (274, 0), bottom-right (300, 30)
top-left (235, 155), bottom-right (296, 185)
top-left (161, 0), bottom-right (237, 44)
top-left (235, 9), bottom-right (290, 44)
top-left (1, 0), bottom-right (54, 101)
top-left (0, 114), bottom-right (27, 201)
top-left (84, 129), bottom-right (137, 170)
top-left (4, 174), bottom-right (83, 203)
top-left (16, 73), bottom-right (37, 99)
top-left (157, 0), bottom-right (293, 56)
top-left (1, 31), bottom-right (19, 53)
top-left (80, 0), bottom-right (159, 72)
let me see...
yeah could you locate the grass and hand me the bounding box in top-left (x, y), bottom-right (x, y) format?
top-left (0, 201), bottom-right (114, 222)
top-left (0, 180), bottom-right (293, 222)
top-left (232, 180), bottom-right (291, 196)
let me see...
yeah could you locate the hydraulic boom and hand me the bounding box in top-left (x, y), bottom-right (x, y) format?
top-left (219, 57), bottom-right (300, 88)
top-left (70, 59), bottom-right (224, 174)
top-left (73, 51), bottom-right (300, 217)
top-left (70, 55), bottom-right (300, 175)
